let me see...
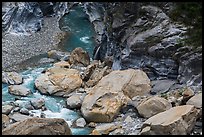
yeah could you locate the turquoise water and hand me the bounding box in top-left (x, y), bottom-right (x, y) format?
top-left (59, 5), bottom-right (96, 57)
top-left (2, 65), bottom-right (92, 135)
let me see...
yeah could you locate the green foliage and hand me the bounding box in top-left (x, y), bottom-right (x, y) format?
top-left (170, 2), bottom-right (202, 48)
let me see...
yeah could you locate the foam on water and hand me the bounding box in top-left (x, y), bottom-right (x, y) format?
top-left (2, 65), bottom-right (92, 135)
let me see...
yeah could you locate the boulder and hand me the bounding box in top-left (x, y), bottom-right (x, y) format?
top-left (53, 61), bottom-right (71, 68)
top-left (8, 85), bottom-right (31, 97)
top-left (182, 87), bottom-right (195, 103)
top-left (66, 93), bottom-right (86, 109)
top-left (14, 100), bottom-right (34, 110)
top-left (186, 93), bottom-right (202, 109)
top-left (30, 98), bottom-right (45, 109)
top-left (86, 66), bottom-right (110, 87)
top-left (47, 50), bottom-right (70, 61)
top-left (137, 96), bottom-right (172, 118)
top-left (186, 93), bottom-right (202, 118)
top-left (75, 118), bottom-right (86, 128)
top-left (91, 123), bottom-right (121, 135)
top-left (19, 108), bottom-right (29, 115)
top-left (35, 67), bottom-right (82, 97)
top-left (2, 118), bottom-right (72, 135)
top-left (9, 113), bottom-right (33, 122)
top-left (69, 47), bottom-right (90, 67)
top-left (2, 71), bottom-right (23, 85)
top-left (81, 69), bottom-right (151, 123)
top-left (2, 104), bottom-right (14, 115)
top-left (140, 105), bottom-right (199, 135)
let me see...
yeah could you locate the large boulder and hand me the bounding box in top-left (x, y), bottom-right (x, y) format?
top-left (30, 98), bottom-right (45, 109)
top-left (35, 67), bottom-right (82, 97)
top-left (186, 93), bottom-right (202, 109)
top-left (66, 93), bottom-right (86, 109)
top-left (8, 85), bottom-right (31, 97)
top-left (69, 47), bottom-right (90, 67)
top-left (2, 118), bottom-right (72, 135)
top-left (140, 105), bottom-right (199, 135)
top-left (186, 93), bottom-right (202, 118)
top-left (2, 71), bottom-right (23, 85)
top-left (81, 69), bottom-right (151, 123)
top-left (137, 96), bottom-right (172, 118)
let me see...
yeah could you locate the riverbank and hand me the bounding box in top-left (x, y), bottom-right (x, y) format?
top-left (2, 17), bottom-right (67, 72)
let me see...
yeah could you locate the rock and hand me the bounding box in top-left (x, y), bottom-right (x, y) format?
top-left (86, 66), bottom-right (110, 87)
top-left (35, 67), bottom-right (82, 97)
top-left (83, 60), bottom-right (100, 81)
top-left (69, 47), bottom-right (90, 67)
top-left (75, 118), bottom-right (86, 128)
top-left (121, 69), bottom-right (151, 99)
top-left (14, 100), bottom-right (34, 110)
top-left (137, 96), bottom-right (172, 118)
top-left (81, 69), bottom-right (151, 123)
top-left (186, 93), bottom-right (202, 118)
top-left (88, 122), bottom-right (97, 128)
top-left (8, 85), bottom-right (31, 97)
top-left (66, 93), bottom-right (86, 109)
top-left (124, 115), bottom-right (133, 123)
top-left (2, 118), bottom-right (72, 135)
top-left (186, 93), bottom-right (202, 109)
top-left (19, 108), bottom-right (29, 115)
top-left (109, 128), bottom-right (125, 135)
top-left (2, 104), bottom-right (14, 115)
top-left (30, 98), bottom-right (45, 109)
top-left (47, 50), bottom-right (70, 61)
top-left (151, 79), bottom-right (176, 94)
top-left (53, 61), bottom-right (71, 68)
top-left (2, 114), bottom-right (10, 129)
top-left (182, 87), bottom-right (195, 101)
top-left (2, 71), bottom-right (23, 85)
top-left (9, 113), bottom-right (33, 122)
top-left (140, 105), bottom-right (199, 135)
top-left (13, 107), bottom-right (20, 112)
top-left (91, 123), bottom-right (121, 135)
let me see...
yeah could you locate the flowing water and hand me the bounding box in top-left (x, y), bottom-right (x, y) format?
top-left (2, 65), bottom-right (92, 135)
top-left (2, 4), bottom-right (96, 135)
top-left (58, 5), bottom-right (96, 57)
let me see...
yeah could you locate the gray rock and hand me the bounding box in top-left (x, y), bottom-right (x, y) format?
top-left (9, 113), bottom-right (33, 122)
top-left (30, 98), bottom-right (45, 109)
top-left (19, 108), bottom-right (29, 115)
top-left (14, 100), bottom-right (34, 110)
top-left (8, 85), bottom-right (31, 97)
top-left (75, 118), bottom-right (86, 128)
top-left (2, 72), bottom-right (23, 85)
top-left (2, 104), bottom-right (14, 115)
top-left (66, 93), bottom-right (86, 109)
top-left (151, 79), bottom-right (176, 94)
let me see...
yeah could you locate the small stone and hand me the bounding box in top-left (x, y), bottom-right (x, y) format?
top-left (20, 108), bottom-right (29, 115)
top-left (75, 118), bottom-right (86, 128)
top-left (2, 105), bottom-right (14, 115)
top-left (30, 98), bottom-right (45, 109)
top-left (124, 116), bottom-right (133, 123)
top-left (88, 122), bottom-right (97, 128)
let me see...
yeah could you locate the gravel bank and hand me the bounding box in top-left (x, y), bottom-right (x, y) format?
top-left (2, 17), bottom-right (67, 72)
